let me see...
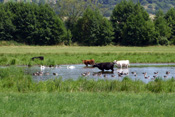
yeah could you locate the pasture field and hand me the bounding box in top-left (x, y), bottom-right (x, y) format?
top-left (1, 45), bottom-right (175, 54)
top-left (1, 46), bottom-right (175, 116)
top-left (1, 92), bottom-right (175, 117)
top-left (0, 46), bottom-right (175, 65)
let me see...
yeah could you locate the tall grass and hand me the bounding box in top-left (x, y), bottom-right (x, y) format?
top-left (1, 67), bottom-right (175, 93)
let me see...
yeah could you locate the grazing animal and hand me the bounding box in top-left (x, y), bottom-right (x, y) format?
top-left (113, 60), bottom-right (130, 68)
top-left (82, 59), bottom-right (95, 67)
top-left (31, 56), bottom-right (44, 61)
top-left (93, 62), bottom-right (115, 72)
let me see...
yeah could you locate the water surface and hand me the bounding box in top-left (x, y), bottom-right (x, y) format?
top-left (25, 63), bottom-right (175, 83)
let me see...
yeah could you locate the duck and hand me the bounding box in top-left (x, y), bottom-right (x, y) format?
top-left (67, 65), bottom-right (75, 69)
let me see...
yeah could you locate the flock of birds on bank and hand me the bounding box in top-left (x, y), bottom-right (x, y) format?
top-left (32, 65), bottom-right (174, 80)
top-left (80, 70), bottom-right (173, 80)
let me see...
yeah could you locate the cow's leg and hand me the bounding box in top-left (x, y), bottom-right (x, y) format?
top-left (111, 68), bottom-right (114, 73)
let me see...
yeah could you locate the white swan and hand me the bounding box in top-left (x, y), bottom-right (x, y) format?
top-left (40, 65), bottom-right (45, 70)
top-left (67, 65), bottom-right (75, 69)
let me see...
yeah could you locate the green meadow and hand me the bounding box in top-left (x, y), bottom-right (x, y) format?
top-left (1, 92), bottom-right (175, 117)
top-left (0, 46), bottom-right (175, 65)
top-left (1, 46), bottom-right (175, 116)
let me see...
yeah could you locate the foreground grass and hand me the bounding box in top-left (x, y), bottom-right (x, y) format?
top-left (0, 92), bottom-right (175, 116)
top-left (1, 46), bottom-right (175, 65)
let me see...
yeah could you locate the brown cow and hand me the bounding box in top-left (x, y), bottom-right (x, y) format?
top-left (82, 59), bottom-right (95, 67)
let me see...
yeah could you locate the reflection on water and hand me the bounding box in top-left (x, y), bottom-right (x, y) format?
top-left (24, 63), bottom-right (175, 83)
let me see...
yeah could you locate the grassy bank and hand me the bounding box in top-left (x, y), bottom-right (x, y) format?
top-left (1, 92), bottom-right (175, 116)
top-left (0, 46), bottom-right (175, 65)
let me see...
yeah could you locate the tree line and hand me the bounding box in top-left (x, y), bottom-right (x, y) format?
top-left (0, 0), bottom-right (175, 46)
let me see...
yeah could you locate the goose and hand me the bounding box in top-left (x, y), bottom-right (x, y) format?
top-left (98, 72), bottom-right (102, 77)
top-left (134, 74), bottom-right (137, 77)
top-left (144, 76), bottom-right (150, 79)
top-left (92, 73), bottom-right (97, 76)
top-left (104, 74), bottom-right (107, 78)
top-left (67, 65), bottom-right (75, 69)
top-left (44, 72), bottom-right (50, 76)
top-left (154, 72), bottom-right (158, 75)
top-left (131, 72), bottom-right (136, 75)
top-left (81, 72), bottom-right (90, 77)
top-left (142, 72), bottom-right (147, 76)
top-left (166, 71), bottom-right (170, 75)
top-left (53, 73), bottom-right (58, 76)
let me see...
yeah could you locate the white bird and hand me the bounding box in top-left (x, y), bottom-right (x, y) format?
top-left (67, 65), bottom-right (75, 69)
top-left (40, 65), bottom-right (45, 70)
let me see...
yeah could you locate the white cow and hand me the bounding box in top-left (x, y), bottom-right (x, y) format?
top-left (113, 60), bottom-right (130, 68)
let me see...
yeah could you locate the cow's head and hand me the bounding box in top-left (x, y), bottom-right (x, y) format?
top-left (93, 64), bottom-right (99, 68)
top-left (113, 60), bottom-right (117, 64)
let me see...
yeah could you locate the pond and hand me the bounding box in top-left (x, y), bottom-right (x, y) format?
top-left (25, 63), bottom-right (175, 83)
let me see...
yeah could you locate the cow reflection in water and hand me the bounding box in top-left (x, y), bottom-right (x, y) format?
top-left (117, 68), bottom-right (129, 75)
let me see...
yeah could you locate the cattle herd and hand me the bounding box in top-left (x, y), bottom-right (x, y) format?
top-left (82, 59), bottom-right (130, 72)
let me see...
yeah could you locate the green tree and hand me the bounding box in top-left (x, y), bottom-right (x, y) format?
top-left (3, 2), bottom-right (67, 45)
top-left (164, 8), bottom-right (175, 44)
top-left (74, 8), bottom-right (114, 46)
top-left (111, 0), bottom-right (156, 46)
top-left (0, 4), bottom-right (15, 41)
top-left (110, 0), bottom-right (135, 44)
top-left (122, 12), bottom-right (157, 46)
top-left (154, 9), bottom-right (171, 45)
